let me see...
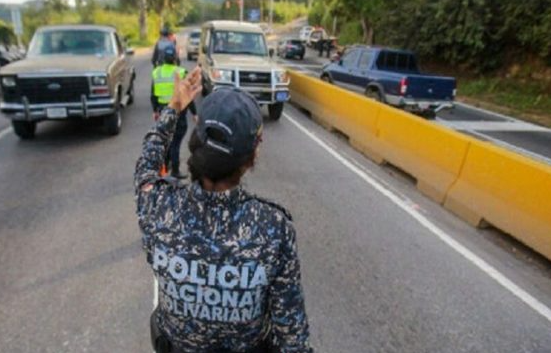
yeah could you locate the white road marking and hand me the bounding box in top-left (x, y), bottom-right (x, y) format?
top-left (456, 101), bottom-right (518, 123)
top-left (435, 117), bottom-right (551, 165)
top-left (284, 111), bottom-right (551, 324)
top-left (437, 120), bottom-right (549, 132)
top-left (153, 277), bottom-right (158, 307)
top-left (0, 126), bottom-right (13, 141)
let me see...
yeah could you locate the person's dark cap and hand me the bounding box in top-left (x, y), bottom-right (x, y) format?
top-left (197, 88), bottom-right (263, 158)
top-left (163, 45), bottom-right (176, 62)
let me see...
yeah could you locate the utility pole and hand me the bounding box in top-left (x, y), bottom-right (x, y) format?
top-left (239, 0), bottom-right (244, 22)
top-left (139, 0), bottom-right (147, 41)
top-left (269, 0), bottom-right (273, 30)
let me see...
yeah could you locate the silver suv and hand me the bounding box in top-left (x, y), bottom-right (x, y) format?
top-left (198, 21), bottom-right (290, 120)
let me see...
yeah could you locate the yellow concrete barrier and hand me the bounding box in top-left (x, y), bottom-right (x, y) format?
top-left (444, 141), bottom-right (551, 259)
top-left (288, 69), bottom-right (551, 260)
top-left (288, 71), bottom-right (383, 162)
top-left (289, 70), bottom-right (471, 203)
top-left (371, 105), bottom-right (472, 203)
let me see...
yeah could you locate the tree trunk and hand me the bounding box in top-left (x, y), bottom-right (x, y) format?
top-left (139, 0), bottom-right (147, 41)
top-left (360, 17), bottom-right (373, 45)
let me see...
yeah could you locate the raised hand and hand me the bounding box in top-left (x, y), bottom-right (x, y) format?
top-left (168, 66), bottom-right (202, 113)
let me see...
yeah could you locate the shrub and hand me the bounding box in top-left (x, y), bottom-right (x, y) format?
top-left (272, 1), bottom-right (308, 23)
top-left (337, 20), bottom-right (362, 45)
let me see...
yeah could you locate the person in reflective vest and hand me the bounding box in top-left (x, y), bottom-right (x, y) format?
top-left (150, 45), bottom-right (197, 179)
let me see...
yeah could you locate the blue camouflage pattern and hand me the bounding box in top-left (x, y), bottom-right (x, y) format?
top-left (134, 108), bottom-right (313, 353)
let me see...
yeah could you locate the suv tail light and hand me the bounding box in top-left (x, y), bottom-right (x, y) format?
top-left (399, 77), bottom-right (408, 95)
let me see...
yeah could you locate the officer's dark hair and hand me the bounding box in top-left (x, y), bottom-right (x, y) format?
top-left (187, 129), bottom-right (255, 183)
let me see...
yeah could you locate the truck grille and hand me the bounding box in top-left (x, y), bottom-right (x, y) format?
top-left (239, 71), bottom-right (271, 86)
top-left (18, 77), bottom-right (90, 104)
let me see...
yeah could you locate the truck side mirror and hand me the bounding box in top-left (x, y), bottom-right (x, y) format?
top-left (269, 48), bottom-right (275, 58)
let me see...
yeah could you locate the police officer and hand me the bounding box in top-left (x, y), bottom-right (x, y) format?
top-left (151, 45), bottom-right (197, 178)
top-left (135, 67), bottom-right (314, 353)
top-left (152, 26), bottom-right (179, 67)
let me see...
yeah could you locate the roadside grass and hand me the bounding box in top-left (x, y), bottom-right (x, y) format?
top-left (457, 77), bottom-right (551, 128)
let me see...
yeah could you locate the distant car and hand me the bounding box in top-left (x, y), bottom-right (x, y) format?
top-left (186, 29), bottom-right (201, 61)
top-left (307, 28), bottom-right (327, 48)
top-left (321, 46), bottom-right (456, 118)
top-left (276, 39), bottom-right (305, 60)
top-left (299, 26), bottom-right (313, 42)
top-left (0, 25), bottom-right (136, 138)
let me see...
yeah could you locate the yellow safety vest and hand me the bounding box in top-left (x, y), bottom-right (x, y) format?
top-left (152, 64), bottom-right (187, 104)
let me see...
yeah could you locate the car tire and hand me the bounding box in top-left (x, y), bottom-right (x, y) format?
top-left (321, 73), bottom-right (332, 84)
top-left (420, 110), bottom-right (437, 120)
top-left (202, 81), bottom-right (210, 97)
top-left (12, 120), bottom-right (36, 139)
top-left (126, 79), bottom-right (135, 106)
top-left (365, 88), bottom-right (383, 102)
top-left (187, 53), bottom-right (192, 61)
top-left (300, 54), bottom-right (304, 60)
top-left (268, 102), bottom-right (284, 121)
top-left (104, 99), bottom-right (122, 136)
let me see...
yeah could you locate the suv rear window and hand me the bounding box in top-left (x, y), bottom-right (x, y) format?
top-left (190, 32), bottom-right (201, 39)
top-left (376, 51), bottom-right (418, 72)
top-left (290, 40), bottom-right (302, 45)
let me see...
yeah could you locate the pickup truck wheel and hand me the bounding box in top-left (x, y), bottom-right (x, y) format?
top-left (421, 110), bottom-right (437, 120)
top-left (126, 80), bottom-right (135, 105)
top-left (268, 102), bottom-right (284, 121)
top-left (12, 121), bottom-right (36, 139)
top-left (202, 82), bottom-right (210, 97)
top-left (104, 101), bottom-right (122, 136)
top-left (365, 88), bottom-right (382, 102)
top-left (321, 74), bottom-right (332, 84)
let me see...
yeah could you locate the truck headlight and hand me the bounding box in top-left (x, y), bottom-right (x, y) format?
top-left (2, 76), bottom-right (16, 87)
top-left (210, 69), bottom-right (233, 83)
top-left (273, 70), bottom-right (289, 85)
top-left (91, 75), bottom-right (107, 86)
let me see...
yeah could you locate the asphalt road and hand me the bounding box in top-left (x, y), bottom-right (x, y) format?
top-left (1, 49), bottom-right (551, 352)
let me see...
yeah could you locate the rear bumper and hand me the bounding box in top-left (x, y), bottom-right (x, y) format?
top-left (386, 94), bottom-right (454, 112)
top-left (283, 48), bottom-right (305, 57)
top-left (1, 97), bottom-right (116, 121)
top-left (186, 45), bottom-right (199, 55)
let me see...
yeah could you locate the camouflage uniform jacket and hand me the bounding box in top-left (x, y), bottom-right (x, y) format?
top-left (134, 108), bottom-right (314, 353)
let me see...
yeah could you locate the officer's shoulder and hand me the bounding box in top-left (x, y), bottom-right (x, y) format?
top-left (244, 194), bottom-right (293, 222)
top-left (156, 176), bottom-right (190, 190)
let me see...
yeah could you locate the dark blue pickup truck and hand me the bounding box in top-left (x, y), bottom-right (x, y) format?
top-left (321, 46), bottom-right (456, 118)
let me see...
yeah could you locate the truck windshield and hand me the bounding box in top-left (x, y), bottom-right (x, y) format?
top-left (28, 30), bottom-right (115, 57)
top-left (211, 30), bottom-right (267, 56)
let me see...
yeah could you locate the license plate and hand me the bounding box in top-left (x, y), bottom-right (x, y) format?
top-left (276, 92), bottom-right (288, 102)
top-left (46, 107), bottom-right (67, 119)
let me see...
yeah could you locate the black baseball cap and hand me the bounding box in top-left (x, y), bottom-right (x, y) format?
top-left (163, 45), bottom-right (176, 62)
top-left (197, 88), bottom-right (263, 158)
